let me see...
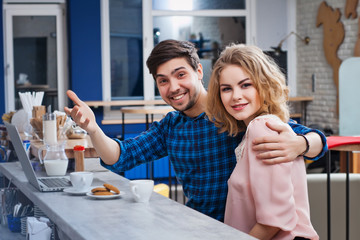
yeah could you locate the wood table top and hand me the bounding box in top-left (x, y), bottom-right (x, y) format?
top-left (120, 105), bottom-right (174, 115)
top-left (30, 135), bottom-right (99, 159)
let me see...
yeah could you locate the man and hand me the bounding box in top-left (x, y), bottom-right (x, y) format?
top-left (65, 40), bottom-right (327, 222)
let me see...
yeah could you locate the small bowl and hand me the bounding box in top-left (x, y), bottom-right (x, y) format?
top-left (66, 126), bottom-right (87, 139)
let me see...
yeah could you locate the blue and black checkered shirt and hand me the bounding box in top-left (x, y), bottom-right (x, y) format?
top-left (101, 111), bottom-right (327, 222)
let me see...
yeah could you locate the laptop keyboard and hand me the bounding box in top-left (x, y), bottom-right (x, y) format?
top-left (39, 178), bottom-right (72, 188)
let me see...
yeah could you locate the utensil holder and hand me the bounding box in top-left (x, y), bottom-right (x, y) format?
top-left (7, 214), bottom-right (21, 232)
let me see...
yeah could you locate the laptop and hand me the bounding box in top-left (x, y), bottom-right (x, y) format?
top-left (4, 121), bottom-right (72, 192)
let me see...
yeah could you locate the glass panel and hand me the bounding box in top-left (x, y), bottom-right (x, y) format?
top-left (13, 16), bottom-right (58, 110)
top-left (153, 16), bottom-right (246, 89)
top-left (264, 51), bottom-right (288, 83)
top-left (109, 0), bottom-right (143, 100)
top-left (153, 0), bottom-right (245, 10)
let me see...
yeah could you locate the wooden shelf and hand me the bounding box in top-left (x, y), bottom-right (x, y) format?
top-left (288, 96), bottom-right (314, 102)
top-left (85, 99), bottom-right (167, 108)
top-left (102, 117), bottom-right (165, 125)
top-left (86, 96), bottom-right (313, 107)
top-left (89, 96), bottom-right (313, 125)
top-left (290, 113), bottom-right (302, 118)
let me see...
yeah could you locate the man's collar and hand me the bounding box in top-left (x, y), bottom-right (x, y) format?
top-left (179, 111), bottom-right (206, 120)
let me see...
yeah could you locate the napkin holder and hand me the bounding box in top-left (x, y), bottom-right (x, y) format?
top-left (26, 217), bottom-right (52, 240)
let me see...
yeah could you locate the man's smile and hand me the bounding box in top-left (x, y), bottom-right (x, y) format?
top-left (169, 92), bottom-right (187, 102)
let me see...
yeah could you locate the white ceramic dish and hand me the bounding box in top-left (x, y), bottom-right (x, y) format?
top-left (63, 187), bottom-right (90, 196)
top-left (86, 191), bottom-right (124, 200)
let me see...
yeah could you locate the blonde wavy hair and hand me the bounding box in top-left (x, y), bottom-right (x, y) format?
top-left (206, 44), bottom-right (290, 136)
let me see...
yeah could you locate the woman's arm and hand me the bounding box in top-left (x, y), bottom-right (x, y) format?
top-left (246, 117), bottom-right (298, 237)
top-left (249, 223), bottom-right (280, 240)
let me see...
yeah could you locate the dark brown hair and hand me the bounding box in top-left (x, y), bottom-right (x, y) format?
top-left (146, 39), bottom-right (200, 79)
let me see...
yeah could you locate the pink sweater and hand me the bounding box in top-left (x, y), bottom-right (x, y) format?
top-left (224, 115), bottom-right (319, 240)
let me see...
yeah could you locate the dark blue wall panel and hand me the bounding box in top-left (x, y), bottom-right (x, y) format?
top-left (0, 0), bottom-right (5, 123)
top-left (0, 2), bottom-right (171, 180)
top-left (67, 0), bottom-right (102, 101)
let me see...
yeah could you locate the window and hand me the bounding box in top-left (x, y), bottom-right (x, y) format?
top-left (3, 3), bottom-right (67, 112)
top-left (151, 0), bottom-right (253, 91)
top-left (152, 0), bottom-right (245, 10)
top-left (153, 16), bottom-right (246, 88)
top-left (102, 0), bottom-right (254, 117)
top-left (109, 0), bottom-right (143, 100)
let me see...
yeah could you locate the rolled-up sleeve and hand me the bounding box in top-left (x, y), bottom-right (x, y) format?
top-left (289, 120), bottom-right (328, 160)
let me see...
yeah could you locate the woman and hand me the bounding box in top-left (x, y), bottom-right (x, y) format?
top-left (206, 44), bottom-right (318, 240)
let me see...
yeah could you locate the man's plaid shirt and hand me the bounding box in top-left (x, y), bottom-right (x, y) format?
top-left (101, 111), bottom-right (327, 222)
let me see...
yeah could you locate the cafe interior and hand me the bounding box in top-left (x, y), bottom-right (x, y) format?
top-left (0, 0), bottom-right (360, 239)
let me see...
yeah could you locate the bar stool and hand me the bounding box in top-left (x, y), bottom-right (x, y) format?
top-left (153, 183), bottom-right (169, 198)
top-left (326, 136), bottom-right (360, 240)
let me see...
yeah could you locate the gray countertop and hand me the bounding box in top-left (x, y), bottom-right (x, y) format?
top-left (0, 162), bottom-right (256, 240)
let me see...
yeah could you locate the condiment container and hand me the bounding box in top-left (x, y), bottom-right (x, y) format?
top-left (42, 111), bottom-right (57, 145)
top-left (74, 145), bottom-right (85, 172)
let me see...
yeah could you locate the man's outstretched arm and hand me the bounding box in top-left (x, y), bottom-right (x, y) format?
top-left (252, 120), bottom-right (326, 165)
top-left (64, 90), bottom-right (120, 165)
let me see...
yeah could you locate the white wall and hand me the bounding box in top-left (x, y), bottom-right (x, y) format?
top-left (256, 0), bottom-right (297, 96)
top-left (255, 0), bottom-right (289, 51)
top-left (297, 0), bottom-right (360, 133)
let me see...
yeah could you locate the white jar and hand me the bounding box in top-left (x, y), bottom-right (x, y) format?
top-left (42, 112), bottom-right (57, 145)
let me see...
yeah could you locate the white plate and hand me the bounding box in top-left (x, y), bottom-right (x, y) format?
top-left (63, 187), bottom-right (90, 195)
top-left (86, 191), bottom-right (125, 200)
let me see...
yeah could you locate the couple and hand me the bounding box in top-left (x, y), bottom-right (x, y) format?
top-left (65, 40), bottom-right (326, 239)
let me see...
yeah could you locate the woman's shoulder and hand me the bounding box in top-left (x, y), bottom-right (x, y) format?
top-left (246, 115), bottom-right (282, 137)
top-left (248, 114), bottom-right (281, 127)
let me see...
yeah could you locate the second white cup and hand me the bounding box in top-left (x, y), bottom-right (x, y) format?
top-left (130, 179), bottom-right (154, 203)
top-left (70, 172), bottom-right (93, 191)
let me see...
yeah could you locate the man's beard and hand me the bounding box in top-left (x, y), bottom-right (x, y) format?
top-left (170, 93), bottom-right (197, 113)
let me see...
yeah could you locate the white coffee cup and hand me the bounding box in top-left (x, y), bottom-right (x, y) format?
top-left (130, 179), bottom-right (154, 203)
top-left (70, 172), bottom-right (93, 191)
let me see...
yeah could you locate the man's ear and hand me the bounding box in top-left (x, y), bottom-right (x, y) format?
top-left (197, 63), bottom-right (204, 80)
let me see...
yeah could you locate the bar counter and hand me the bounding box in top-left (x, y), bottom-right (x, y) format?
top-left (0, 162), bottom-right (255, 240)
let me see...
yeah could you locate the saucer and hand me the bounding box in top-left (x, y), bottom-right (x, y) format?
top-left (86, 191), bottom-right (125, 200)
top-left (63, 187), bottom-right (90, 195)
